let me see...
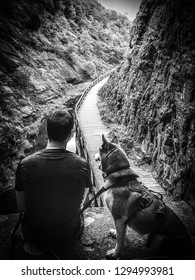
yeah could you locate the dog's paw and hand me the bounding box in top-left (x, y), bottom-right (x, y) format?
top-left (109, 229), bottom-right (116, 239)
top-left (106, 249), bottom-right (119, 259)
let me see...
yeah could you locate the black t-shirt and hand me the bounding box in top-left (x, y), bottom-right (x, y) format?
top-left (15, 149), bottom-right (91, 239)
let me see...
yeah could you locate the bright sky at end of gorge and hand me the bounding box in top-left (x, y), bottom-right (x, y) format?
top-left (98, 0), bottom-right (142, 21)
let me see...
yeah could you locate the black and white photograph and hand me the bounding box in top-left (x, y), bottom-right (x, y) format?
top-left (0, 0), bottom-right (195, 271)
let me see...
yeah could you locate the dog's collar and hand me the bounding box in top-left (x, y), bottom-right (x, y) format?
top-left (102, 166), bottom-right (130, 179)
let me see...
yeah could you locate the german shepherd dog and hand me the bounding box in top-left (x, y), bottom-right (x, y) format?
top-left (95, 135), bottom-right (194, 259)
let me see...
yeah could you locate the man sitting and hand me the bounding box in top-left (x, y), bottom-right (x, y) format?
top-left (15, 108), bottom-right (91, 259)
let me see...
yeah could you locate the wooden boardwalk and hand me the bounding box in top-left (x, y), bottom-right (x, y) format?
top-left (78, 77), bottom-right (165, 195)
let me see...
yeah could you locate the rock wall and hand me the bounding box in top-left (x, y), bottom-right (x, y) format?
top-left (0, 2), bottom-right (78, 194)
top-left (99, 0), bottom-right (195, 203)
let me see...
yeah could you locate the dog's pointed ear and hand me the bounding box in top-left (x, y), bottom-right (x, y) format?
top-left (102, 134), bottom-right (108, 144)
top-left (111, 135), bottom-right (119, 144)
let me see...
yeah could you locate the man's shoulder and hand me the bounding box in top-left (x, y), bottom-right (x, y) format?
top-left (20, 150), bottom-right (44, 165)
top-left (67, 151), bottom-right (88, 166)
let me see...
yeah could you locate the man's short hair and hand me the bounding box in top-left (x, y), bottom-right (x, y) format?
top-left (47, 109), bottom-right (74, 142)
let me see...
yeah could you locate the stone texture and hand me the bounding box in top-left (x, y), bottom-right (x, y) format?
top-left (99, 0), bottom-right (195, 204)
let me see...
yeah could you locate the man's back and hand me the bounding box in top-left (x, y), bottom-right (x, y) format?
top-left (15, 149), bottom-right (90, 244)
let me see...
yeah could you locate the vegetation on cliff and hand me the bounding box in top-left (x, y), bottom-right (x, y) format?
top-left (98, 0), bottom-right (195, 205)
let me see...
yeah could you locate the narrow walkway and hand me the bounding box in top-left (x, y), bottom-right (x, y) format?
top-left (78, 77), bottom-right (165, 195)
top-left (78, 78), bottom-right (109, 191)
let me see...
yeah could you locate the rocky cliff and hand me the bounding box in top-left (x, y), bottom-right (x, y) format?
top-left (0, 0), bottom-right (131, 196)
top-left (98, 0), bottom-right (195, 205)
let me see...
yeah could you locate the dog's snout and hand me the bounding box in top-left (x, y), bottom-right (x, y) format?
top-left (95, 153), bottom-right (100, 161)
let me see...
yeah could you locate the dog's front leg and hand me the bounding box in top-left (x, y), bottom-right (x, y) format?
top-left (106, 219), bottom-right (126, 259)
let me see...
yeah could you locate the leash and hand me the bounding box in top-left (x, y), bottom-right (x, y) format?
top-left (75, 186), bottom-right (109, 218)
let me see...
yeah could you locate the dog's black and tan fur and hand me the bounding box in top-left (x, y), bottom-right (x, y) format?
top-left (96, 135), bottom-right (193, 259)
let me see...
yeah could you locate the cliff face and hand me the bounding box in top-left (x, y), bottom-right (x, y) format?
top-left (99, 0), bottom-right (195, 203)
top-left (0, 0), bottom-right (131, 194)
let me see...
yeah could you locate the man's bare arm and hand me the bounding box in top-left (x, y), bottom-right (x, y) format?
top-left (81, 188), bottom-right (89, 208)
